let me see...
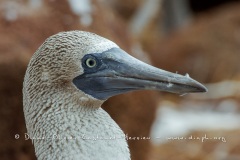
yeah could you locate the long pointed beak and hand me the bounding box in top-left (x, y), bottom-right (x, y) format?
top-left (73, 48), bottom-right (207, 100)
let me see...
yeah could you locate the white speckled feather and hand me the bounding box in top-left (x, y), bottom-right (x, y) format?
top-left (23, 31), bottom-right (130, 160)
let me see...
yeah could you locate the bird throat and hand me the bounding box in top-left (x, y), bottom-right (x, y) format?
top-left (25, 93), bottom-right (130, 160)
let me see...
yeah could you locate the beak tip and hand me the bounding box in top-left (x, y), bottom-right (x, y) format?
top-left (195, 81), bottom-right (208, 93)
top-left (185, 77), bottom-right (208, 94)
top-left (203, 86), bottom-right (208, 92)
top-left (200, 85), bottom-right (208, 93)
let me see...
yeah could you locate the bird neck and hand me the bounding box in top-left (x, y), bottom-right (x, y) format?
top-left (24, 91), bottom-right (130, 160)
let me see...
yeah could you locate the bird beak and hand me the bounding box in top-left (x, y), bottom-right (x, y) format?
top-left (73, 48), bottom-right (207, 100)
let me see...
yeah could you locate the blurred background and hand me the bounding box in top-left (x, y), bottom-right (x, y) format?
top-left (0, 0), bottom-right (240, 160)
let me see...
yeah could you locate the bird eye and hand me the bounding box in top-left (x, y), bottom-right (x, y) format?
top-left (85, 58), bottom-right (97, 68)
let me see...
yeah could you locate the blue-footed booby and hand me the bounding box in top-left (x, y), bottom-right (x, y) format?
top-left (23, 31), bottom-right (207, 160)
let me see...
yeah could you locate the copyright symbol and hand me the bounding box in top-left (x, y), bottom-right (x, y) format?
top-left (15, 134), bottom-right (20, 139)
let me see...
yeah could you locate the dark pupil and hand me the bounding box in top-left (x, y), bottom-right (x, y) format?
top-left (88, 60), bottom-right (94, 66)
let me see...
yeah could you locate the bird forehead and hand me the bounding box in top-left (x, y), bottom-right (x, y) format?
top-left (77, 41), bottom-right (119, 57)
top-left (45, 31), bottom-right (119, 56)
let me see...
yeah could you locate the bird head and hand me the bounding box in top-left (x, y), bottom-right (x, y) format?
top-left (25, 31), bottom-right (207, 105)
